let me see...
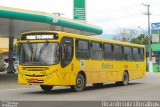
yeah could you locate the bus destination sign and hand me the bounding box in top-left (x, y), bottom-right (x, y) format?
top-left (21, 33), bottom-right (58, 40)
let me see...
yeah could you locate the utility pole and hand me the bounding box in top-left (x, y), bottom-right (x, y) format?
top-left (142, 3), bottom-right (152, 72)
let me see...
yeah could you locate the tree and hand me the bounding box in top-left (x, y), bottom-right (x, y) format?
top-left (112, 28), bottom-right (138, 42)
top-left (130, 34), bottom-right (149, 45)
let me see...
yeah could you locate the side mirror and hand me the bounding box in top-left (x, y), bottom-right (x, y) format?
top-left (61, 44), bottom-right (67, 60)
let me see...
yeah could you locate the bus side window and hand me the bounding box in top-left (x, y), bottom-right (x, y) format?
top-left (133, 47), bottom-right (139, 61)
top-left (124, 46), bottom-right (133, 61)
top-left (114, 45), bottom-right (124, 60)
top-left (76, 39), bottom-right (90, 59)
top-left (90, 42), bottom-right (103, 60)
top-left (104, 43), bottom-right (114, 60)
top-left (60, 37), bottom-right (73, 68)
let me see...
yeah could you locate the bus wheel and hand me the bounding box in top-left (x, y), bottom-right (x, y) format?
top-left (116, 72), bottom-right (129, 86)
top-left (40, 85), bottom-right (53, 92)
top-left (93, 83), bottom-right (103, 87)
top-left (71, 73), bottom-right (86, 92)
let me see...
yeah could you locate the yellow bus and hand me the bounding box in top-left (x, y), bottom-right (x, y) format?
top-left (18, 31), bottom-right (146, 92)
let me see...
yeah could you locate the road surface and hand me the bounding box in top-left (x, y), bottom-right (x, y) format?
top-left (0, 72), bottom-right (160, 101)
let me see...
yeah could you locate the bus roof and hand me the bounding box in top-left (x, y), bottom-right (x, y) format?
top-left (60, 32), bottom-right (145, 48)
top-left (21, 31), bottom-right (145, 48)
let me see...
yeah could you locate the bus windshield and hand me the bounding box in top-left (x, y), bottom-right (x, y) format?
top-left (20, 42), bottom-right (59, 65)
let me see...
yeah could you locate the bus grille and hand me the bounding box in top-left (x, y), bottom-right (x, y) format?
top-left (22, 67), bottom-right (49, 71)
top-left (25, 74), bottom-right (45, 77)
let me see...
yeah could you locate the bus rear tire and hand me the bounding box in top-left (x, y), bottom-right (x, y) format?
top-left (116, 72), bottom-right (129, 86)
top-left (71, 73), bottom-right (86, 92)
top-left (40, 85), bottom-right (53, 92)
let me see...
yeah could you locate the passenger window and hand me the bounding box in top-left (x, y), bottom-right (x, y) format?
top-left (133, 48), bottom-right (138, 54)
top-left (104, 43), bottom-right (114, 60)
top-left (124, 46), bottom-right (133, 61)
top-left (90, 42), bottom-right (103, 60)
top-left (133, 47), bottom-right (144, 61)
top-left (133, 47), bottom-right (140, 61)
top-left (114, 45), bottom-right (124, 60)
top-left (76, 39), bottom-right (90, 59)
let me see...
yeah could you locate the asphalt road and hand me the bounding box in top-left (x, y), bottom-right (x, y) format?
top-left (0, 72), bottom-right (160, 101)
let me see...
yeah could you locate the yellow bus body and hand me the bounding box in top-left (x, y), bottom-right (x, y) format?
top-left (18, 31), bottom-right (146, 87)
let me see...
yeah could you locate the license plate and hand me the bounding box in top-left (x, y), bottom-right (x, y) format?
top-left (31, 79), bottom-right (38, 82)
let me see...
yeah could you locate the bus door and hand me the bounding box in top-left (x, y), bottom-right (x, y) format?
top-left (60, 37), bottom-right (74, 85)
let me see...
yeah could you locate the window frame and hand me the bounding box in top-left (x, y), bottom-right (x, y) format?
top-left (90, 41), bottom-right (103, 60)
top-left (76, 39), bottom-right (90, 60)
top-left (103, 43), bottom-right (114, 60)
top-left (114, 44), bottom-right (124, 60)
top-left (124, 46), bottom-right (133, 61)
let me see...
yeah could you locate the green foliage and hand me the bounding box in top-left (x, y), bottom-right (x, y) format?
top-left (130, 34), bottom-right (149, 45)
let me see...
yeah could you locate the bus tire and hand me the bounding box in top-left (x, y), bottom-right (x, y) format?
top-left (93, 83), bottom-right (103, 87)
top-left (115, 81), bottom-right (121, 86)
top-left (71, 73), bottom-right (86, 92)
top-left (116, 71), bottom-right (129, 86)
top-left (40, 85), bottom-right (53, 92)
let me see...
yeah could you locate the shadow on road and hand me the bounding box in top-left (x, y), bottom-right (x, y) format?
top-left (24, 82), bottom-right (143, 95)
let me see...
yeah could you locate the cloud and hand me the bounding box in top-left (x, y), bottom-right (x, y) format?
top-left (0, 0), bottom-right (160, 39)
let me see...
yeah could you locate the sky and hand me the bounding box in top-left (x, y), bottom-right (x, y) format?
top-left (0, 0), bottom-right (160, 39)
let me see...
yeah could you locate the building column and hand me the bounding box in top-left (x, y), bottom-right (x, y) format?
top-left (6, 19), bottom-right (16, 73)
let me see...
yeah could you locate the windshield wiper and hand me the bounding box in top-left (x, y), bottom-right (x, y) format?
top-left (39, 42), bottom-right (49, 60)
top-left (27, 42), bottom-right (34, 62)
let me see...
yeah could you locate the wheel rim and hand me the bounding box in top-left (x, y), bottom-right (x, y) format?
top-left (77, 77), bottom-right (83, 88)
